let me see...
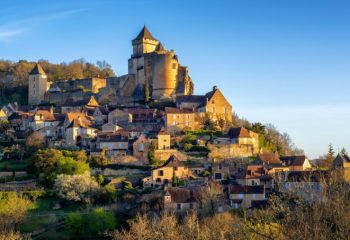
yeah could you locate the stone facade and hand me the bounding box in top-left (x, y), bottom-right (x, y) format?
top-left (146, 155), bottom-right (191, 188)
top-left (28, 64), bottom-right (50, 105)
top-left (133, 134), bottom-right (152, 164)
top-left (208, 143), bottom-right (255, 159)
top-left (164, 107), bottom-right (198, 134)
top-left (111, 26), bottom-right (194, 102)
top-left (28, 27), bottom-right (194, 106)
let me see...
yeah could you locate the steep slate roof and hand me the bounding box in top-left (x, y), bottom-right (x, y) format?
top-left (67, 118), bottom-right (85, 128)
top-left (230, 185), bottom-right (264, 194)
top-left (29, 63), bottom-right (46, 75)
top-left (227, 127), bottom-right (251, 139)
top-left (133, 26), bottom-right (157, 41)
top-left (96, 106), bottom-right (109, 115)
top-left (155, 42), bottom-right (165, 51)
top-left (66, 112), bottom-right (93, 127)
top-left (280, 156), bottom-right (307, 167)
top-left (63, 96), bottom-right (99, 107)
top-left (335, 153), bottom-right (350, 163)
top-left (157, 155), bottom-right (184, 169)
top-left (157, 126), bottom-right (169, 135)
top-left (176, 95), bottom-right (206, 104)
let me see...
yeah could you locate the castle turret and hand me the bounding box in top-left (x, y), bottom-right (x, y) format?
top-left (28, 63), bottom-right (49, 105)
top-left (131, 25), bottom-right (159, 57)
top-left (129, 26), bottom-right (159, 87)
top-left (151, 50), bottom-right (179, 100)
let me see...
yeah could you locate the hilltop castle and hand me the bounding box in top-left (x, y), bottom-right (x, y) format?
top-left (28, 26), bottom-right (194, 106)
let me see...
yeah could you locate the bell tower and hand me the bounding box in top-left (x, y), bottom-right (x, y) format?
top-left (28, 63), bottom-right (48, 105)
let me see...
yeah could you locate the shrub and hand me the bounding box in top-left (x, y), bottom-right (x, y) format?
top-left (122, 180), bottom-right (133, 190)
top-left (66, 208), bottom-right (117, 239)
top-left (183, 143), bottom-right (193, 152)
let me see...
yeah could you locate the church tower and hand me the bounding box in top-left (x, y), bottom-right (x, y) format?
top-left (28, 63), bottom-right (49, 105)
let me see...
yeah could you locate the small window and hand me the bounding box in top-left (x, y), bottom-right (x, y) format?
top-left (159, 170), bottom-right (164, 176)
top-left (172, 63), bottom-right (177, 69)
top-left (156, 178), bottom-right (161, 183)
top-left (177, 203), bottom-right (181, 210)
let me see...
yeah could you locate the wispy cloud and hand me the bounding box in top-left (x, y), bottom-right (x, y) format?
top-left (0, 8), bottom-right (88, 42)
top-left (0, 29), bottom-right (26, 42)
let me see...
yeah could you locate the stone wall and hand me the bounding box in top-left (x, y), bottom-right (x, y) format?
top-left (208, 143), bottom-right (254, 159)
top-left (154, 149), bottom-right (188, 161)
top-left (45, 91), bottom-right (95, 105)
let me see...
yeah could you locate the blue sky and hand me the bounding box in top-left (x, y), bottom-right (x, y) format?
top-left (1, 0), bottom-right (349, 158)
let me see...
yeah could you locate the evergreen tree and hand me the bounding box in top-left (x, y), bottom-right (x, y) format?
top-left (340, 147), bottom-right (348, 156)
top-left (327, 143), bottom-right (335, 158)
top-left (144, 78), bottom-right (150, 103)
top-left (324, 143), bottom-right (335, 169)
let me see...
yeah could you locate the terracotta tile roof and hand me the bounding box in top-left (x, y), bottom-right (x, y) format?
top-left (236, 165), bottom-right (270, 180)
top-left (165, 107), bottom-right (194, 114)
top-left (34, 110), bottom-right (55, 121)
top-left (227, 127), bottom-right (251, 139)
top-left (280, 156), bottom-right (307, 167)
top-left (124, 108), bottom-right (157, 115)
top-left (98, 134), bottom-right (128, 143)
top-left (165, 187), bottom-right (201, 203)
top-left (37, 106), bottom-right (61, 113)
top-left (257, 153), bottom-right (282, 165)
top-left (230, 185), bottom-right (264, 194)
top-left (97, 130), bottom-right (129, 138)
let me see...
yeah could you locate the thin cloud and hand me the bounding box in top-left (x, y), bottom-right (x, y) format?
top-left (0, 8), bottom-right (88, 42)
top-left (0, 29), bottom-right (25, 42)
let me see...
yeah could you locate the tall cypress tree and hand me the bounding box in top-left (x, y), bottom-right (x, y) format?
top-left (144, 78), bottom-right (150, 103)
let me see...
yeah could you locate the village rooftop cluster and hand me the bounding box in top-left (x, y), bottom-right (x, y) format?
top-left (0, 26), bottom-right (349, 218)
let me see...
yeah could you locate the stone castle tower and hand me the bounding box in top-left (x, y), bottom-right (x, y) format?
top-left (128, 26), bottom-right (194, 101)
top-left (28, 63), bottom-right (50, 105)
